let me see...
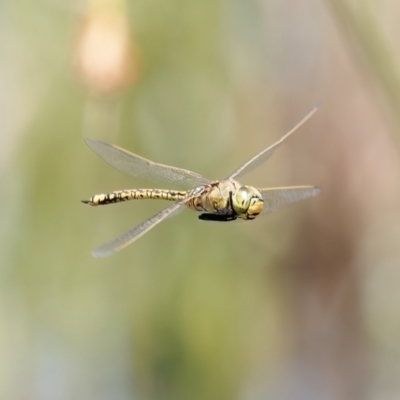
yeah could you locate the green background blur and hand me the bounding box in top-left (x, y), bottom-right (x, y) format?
top-left (2, 1), bottom-right (400, 399)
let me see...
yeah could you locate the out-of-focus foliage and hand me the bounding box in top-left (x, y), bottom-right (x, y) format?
top-left (1, 0), bottom-right (400, 399)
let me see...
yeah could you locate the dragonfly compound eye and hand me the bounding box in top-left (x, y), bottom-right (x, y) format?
top-left (233, 186), bottom-right (264, 219)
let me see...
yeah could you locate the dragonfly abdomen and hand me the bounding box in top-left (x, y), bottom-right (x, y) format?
top-left (82, 189), bottom-right (189, 206)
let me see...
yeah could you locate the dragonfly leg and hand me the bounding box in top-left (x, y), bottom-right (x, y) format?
top-left (198, 213), bottom-right (237, 222)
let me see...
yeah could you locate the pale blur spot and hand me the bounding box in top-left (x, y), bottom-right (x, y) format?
top-left (75, 5), bottom-right (138, 94)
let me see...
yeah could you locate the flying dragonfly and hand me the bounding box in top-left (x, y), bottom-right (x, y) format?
top-left (83, 106), bottom-right (320, 257)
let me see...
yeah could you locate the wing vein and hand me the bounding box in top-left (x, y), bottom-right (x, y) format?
top-left (259, 186), bottom-right (320, 214)
top-left (227, 105), bottom-right (318, 180)
top-left (92, 196), bottom-right (193, 258)
top-left (85, 139), bottom-right (210, 187)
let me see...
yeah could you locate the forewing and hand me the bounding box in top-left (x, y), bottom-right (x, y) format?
top-left (85, 139), bottom-right (210, 187)
top-left (92, 199), bottom-right (188, 258)
top-left (259, 186), bottom-right (320, 214)
top-left (227, 105), bottom-right (318, 180)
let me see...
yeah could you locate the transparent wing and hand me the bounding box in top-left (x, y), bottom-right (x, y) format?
top-left (92, 198), bottom-right (189, 258)
top-left (85, 139), bottom-right (210, 187)
top-left (259, 186), bottom-right (320, 214)
top-left (227, 105), bottom-right (318, 180)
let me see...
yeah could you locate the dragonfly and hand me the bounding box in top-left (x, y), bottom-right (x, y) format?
top-left (83, 106), bottom-right (320, 257)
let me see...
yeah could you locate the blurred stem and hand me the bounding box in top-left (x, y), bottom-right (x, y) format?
top-left (328, 1), bottom-right (400, 134)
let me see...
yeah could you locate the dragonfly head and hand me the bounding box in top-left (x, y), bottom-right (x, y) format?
top-left (233, 186), bottom-right (264, 220)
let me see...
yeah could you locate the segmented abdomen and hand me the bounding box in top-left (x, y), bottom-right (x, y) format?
top-left (83, 189), bottom-right (189, 206)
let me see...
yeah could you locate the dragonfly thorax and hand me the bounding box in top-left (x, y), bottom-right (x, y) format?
top-left (233, 185), bottom-right (264, 220)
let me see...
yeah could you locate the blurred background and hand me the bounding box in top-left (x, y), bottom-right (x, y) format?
top-left (1, 0), bottom-right (400, 399)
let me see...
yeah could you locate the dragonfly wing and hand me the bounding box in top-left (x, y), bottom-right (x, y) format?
top-left (85, 139), bottom-right (210, 187)
top-left (92, 198), bottom-right (189, 258)
top-left (259, 186), bottom-right (320, 214)
top-left (226, 105), bottom-right (318, 180)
